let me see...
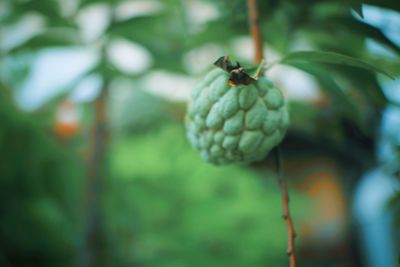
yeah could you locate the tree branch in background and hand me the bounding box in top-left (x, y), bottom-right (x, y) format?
top-left (80, 86), bottom-right (109, 267)
top-left (247, 1), bottom-right (297, 266)
top-left (247, 0), bottom-right (264, 64)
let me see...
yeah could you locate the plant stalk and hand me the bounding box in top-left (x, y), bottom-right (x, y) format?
top-left (275, 146), bottom-right (297, 267)
top-left (247, 1), bottom-right (297, 266)
top-left (247, 0), bottom-right (264, 64)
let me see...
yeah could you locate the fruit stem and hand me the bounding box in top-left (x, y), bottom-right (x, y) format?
top-left (247, 0), bottom-right (264, 64)
top-left (275, 146), bottom-right (297, 267)
top-left (254, 59), bottom-right (266, 79)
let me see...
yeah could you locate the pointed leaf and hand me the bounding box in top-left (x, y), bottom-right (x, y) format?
top-left (108, 14), bottom-right (188, 72)
top-left (351, 2), bottom-right (364, 18)
top-left (362, 0), bottom-right (400, 12)
top-left (7, 28), bottom-right (81, 53)
top-left (325, 17), bottom-right (400, 55)
top-left (287, 62), bottom-right (361, 124)
top-left (328, 65), bottom-right (388, 108)
top-left (270, 66), bottom-right (384, 138)
top-left (279, 51), bottom-right (394, 79)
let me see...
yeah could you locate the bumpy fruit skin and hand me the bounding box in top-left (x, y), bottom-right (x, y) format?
top-left (186, 68), bottom-right (289, 165)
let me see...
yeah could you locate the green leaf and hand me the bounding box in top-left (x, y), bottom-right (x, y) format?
top-left (325, 17), bottom-right (400, 55)
top-left (7, 28), bottom-right (81, 53)
top-left (363, 0), bottom-right (400, 12)
top-left (186, 19), bottom-right (240, 48)
top-left (328, 65), bottom-right (388, 108)
top-left (91, 59), bottom-right (138, 82)
top-left (279, 51), bottom-right (394, 79)
top-left (287, 62), bottom-right (364, 128)
top-left (78, 0), bottom-right (121, 9)
top-left (108, 14), bottom-right (188, 73)
top-left (351, 2), bottom-right (364, 18)
top-left (13, 0), bottom-right (61, 20)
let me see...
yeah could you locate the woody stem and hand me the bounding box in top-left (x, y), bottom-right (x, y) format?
top-left (247, 0), bottom-right (264, 64)
top-left (275, 146), bottom-right (297, 267)
top-left (247, 1), bottom-right (298, 265)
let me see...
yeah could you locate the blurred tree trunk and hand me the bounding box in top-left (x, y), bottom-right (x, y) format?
top-left (79, 85), bottom-right (109, 267)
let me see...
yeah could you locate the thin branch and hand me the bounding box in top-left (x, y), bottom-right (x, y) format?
top-left (247, 1), bottom-right (297, 266)
top-left (247, 0), bottom-right (264, 64)
top-left (275, 146), bottom-right (297, 267)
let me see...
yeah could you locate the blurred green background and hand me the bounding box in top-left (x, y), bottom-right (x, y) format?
top-left (0, 0), bottom-right (399, 266)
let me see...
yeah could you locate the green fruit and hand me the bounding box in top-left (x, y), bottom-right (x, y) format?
top-left (186, 68), bottom-right (289, 165)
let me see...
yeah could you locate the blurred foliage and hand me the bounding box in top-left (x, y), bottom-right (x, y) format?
top-left (1, 0), bottom-right (398, 154)
top-left (106, 123), bottom-right (309, 267)
top-left (0, 84), bottom-right (84, 266)
top-left (109, 85), bottom-right (173, 134)
top-left (0, 82), bottom-right (310, 266)
top-left (0, 0), bottom-right (399, 266)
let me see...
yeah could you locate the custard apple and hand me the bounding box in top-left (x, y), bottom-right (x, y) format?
top-left (185, 68), bottom-right (289, 165)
